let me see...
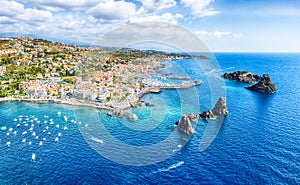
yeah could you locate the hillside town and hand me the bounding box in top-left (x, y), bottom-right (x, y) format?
top-left (0, 37), bottom-right (201, 109)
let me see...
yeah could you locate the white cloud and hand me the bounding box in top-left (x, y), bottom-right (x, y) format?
top-left (130, 13), bottom-right (183, 24)
top-left (0, 0), bottom-right (24, 16)
top-left (18, 0), bottom-right (101, 11)
top-left (138, 0), bottom-right (177, 12)
top-left (0, 0), bottom-right (52, 23)
top-left (181, 0), bottom-right (220, 17)
top-left (87, 1), bottom-right (137, 20)
top-left (195, 30), bottom-right (242, 38)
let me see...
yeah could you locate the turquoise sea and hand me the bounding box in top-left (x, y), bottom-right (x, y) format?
top-left (0, 53), bottom-right (299, 184)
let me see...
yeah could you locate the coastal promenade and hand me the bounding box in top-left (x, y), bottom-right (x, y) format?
top-left (0, 81), bottom-right (201, 111)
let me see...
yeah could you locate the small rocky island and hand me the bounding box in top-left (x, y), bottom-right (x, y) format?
top-left (222, 71), bottom-right (277, 94)
top-left (176, 97), bottom-right (228, 135)
top-left (222, 71), bottom-right (261, 83)
top-left (245, 74), bottom-right (277, 93)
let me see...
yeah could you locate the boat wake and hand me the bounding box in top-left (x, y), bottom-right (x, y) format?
top-left (90, 136), bottom-right (104, 144)
top-left (154, 161), bottom-right (184, 173)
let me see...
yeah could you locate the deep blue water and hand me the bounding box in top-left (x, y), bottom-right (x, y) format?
top-left (0, 53), bottom-right (299, 184)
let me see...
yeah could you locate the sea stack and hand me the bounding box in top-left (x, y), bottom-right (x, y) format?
top-left (212, 97), bottom-right (228, 116)
top-left (177, 114), bottom-right (195, 135)
top-left (200, 97), bottom-right (228, 119)
top-left (245, 74), bottom-right (277, 93)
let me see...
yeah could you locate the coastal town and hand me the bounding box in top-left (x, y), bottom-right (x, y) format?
top-left (0, 37), bottom-right (201, 109)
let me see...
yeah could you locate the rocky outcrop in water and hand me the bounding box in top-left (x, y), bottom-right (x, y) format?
top-left (177, 114), bottom-right (195, 135)
top-left (245, 74), bottom-right (277, 93)
top-left (200, 97), bottom-right (228, 120)
top-left (222, 71), bottom-right (261, 83)
top-left (199, 110), bottom-right (216, 119)
top-left (212, 97), bottom-right (228, 116)
top-left (128, 114), bottom-right (138, 121)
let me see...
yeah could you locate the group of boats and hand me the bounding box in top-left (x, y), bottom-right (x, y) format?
top-left (1, 112), bottom-right (87, 161)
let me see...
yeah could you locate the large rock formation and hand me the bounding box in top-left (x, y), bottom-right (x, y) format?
top-left (245, 74), bottom-right (277, 93)
top-left (212, 97), bottom-right (228, 116)
top-left (222, 71), bottom-right (261, 83)
top-left (200, 97), bottom-right (228, 120)
top-left (177, 114), bottom-right (195, 135)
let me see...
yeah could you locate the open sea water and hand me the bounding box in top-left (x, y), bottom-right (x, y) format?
top-left (0, 53), bottom-right (299, 184)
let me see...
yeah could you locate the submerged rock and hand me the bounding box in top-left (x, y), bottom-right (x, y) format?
top-left (145, 102), bottom-right (154, 107)
top-left (222, 71), bottom-right (261, 83)
top-left (245, 74), bottom-right (277, 93)
top-left (107, 109), bottom-right (129, 117)
top-left (177, 114), bottom-right (195, 135)
top-left (128, 114), bottom-right (138, 121)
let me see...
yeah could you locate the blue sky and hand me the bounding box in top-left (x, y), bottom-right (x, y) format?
top-left (0, 0), bottom-right (299, 52)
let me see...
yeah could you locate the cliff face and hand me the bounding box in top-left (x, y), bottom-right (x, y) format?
top-left (177, 114), bottom-right (195, 135)
top-left (245, 74), bottom-right (277, 93)
top-left (222, 71), bottom-right (261, 83)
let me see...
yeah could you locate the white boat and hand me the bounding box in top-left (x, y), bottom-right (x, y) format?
top-left (56, 124), bottom-right (60, 129)
top-left (35, 136), bottom-right (39, 140)
top-left (29, 141), bottom-right (32, 145)
top-left (63, 126), bottom-right (68, 131)
top-left (55, 137), bottom-right (59, 142)
top-left (32, 153), bottom-right (36, 161)
top-left (43, 138), bottom-right (46, 141)
top-left (58, 132), bottom-right (62, 137)
top-left (6, 141), bottom-right (11, 147)
top-left (6, 132), bottom-right (10, 136)
top-left (13, 118), bottom-right (17, 122)
top-left (57, 112), bottom-right (61, 115)
top-left (32, 132), bottom-right (36, 136)
top-left (50, 121), bottom-right (54, 125)
top-left (29, 127), bottom-right (33, 132)
top-left (46, 126), bottom-right (49, 130)
top-left (39, 141), bottom-right (43, 146)
top-left (78, 121), bottom-right (82, 125)
top-left (22, 131), bottom-right (27, 135)
top-left (13, 131), bottom-right (17, 135)
top-left (8, 128), bottom-right (13, 132)
top-left (22, 138), bottom-right (26, 143)
top-left (16, 124), bottom-right (21, 128)
top-left (71, 120), bottom-right (74, 123)
top-left (85, 124), bottom-right (88, 128)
